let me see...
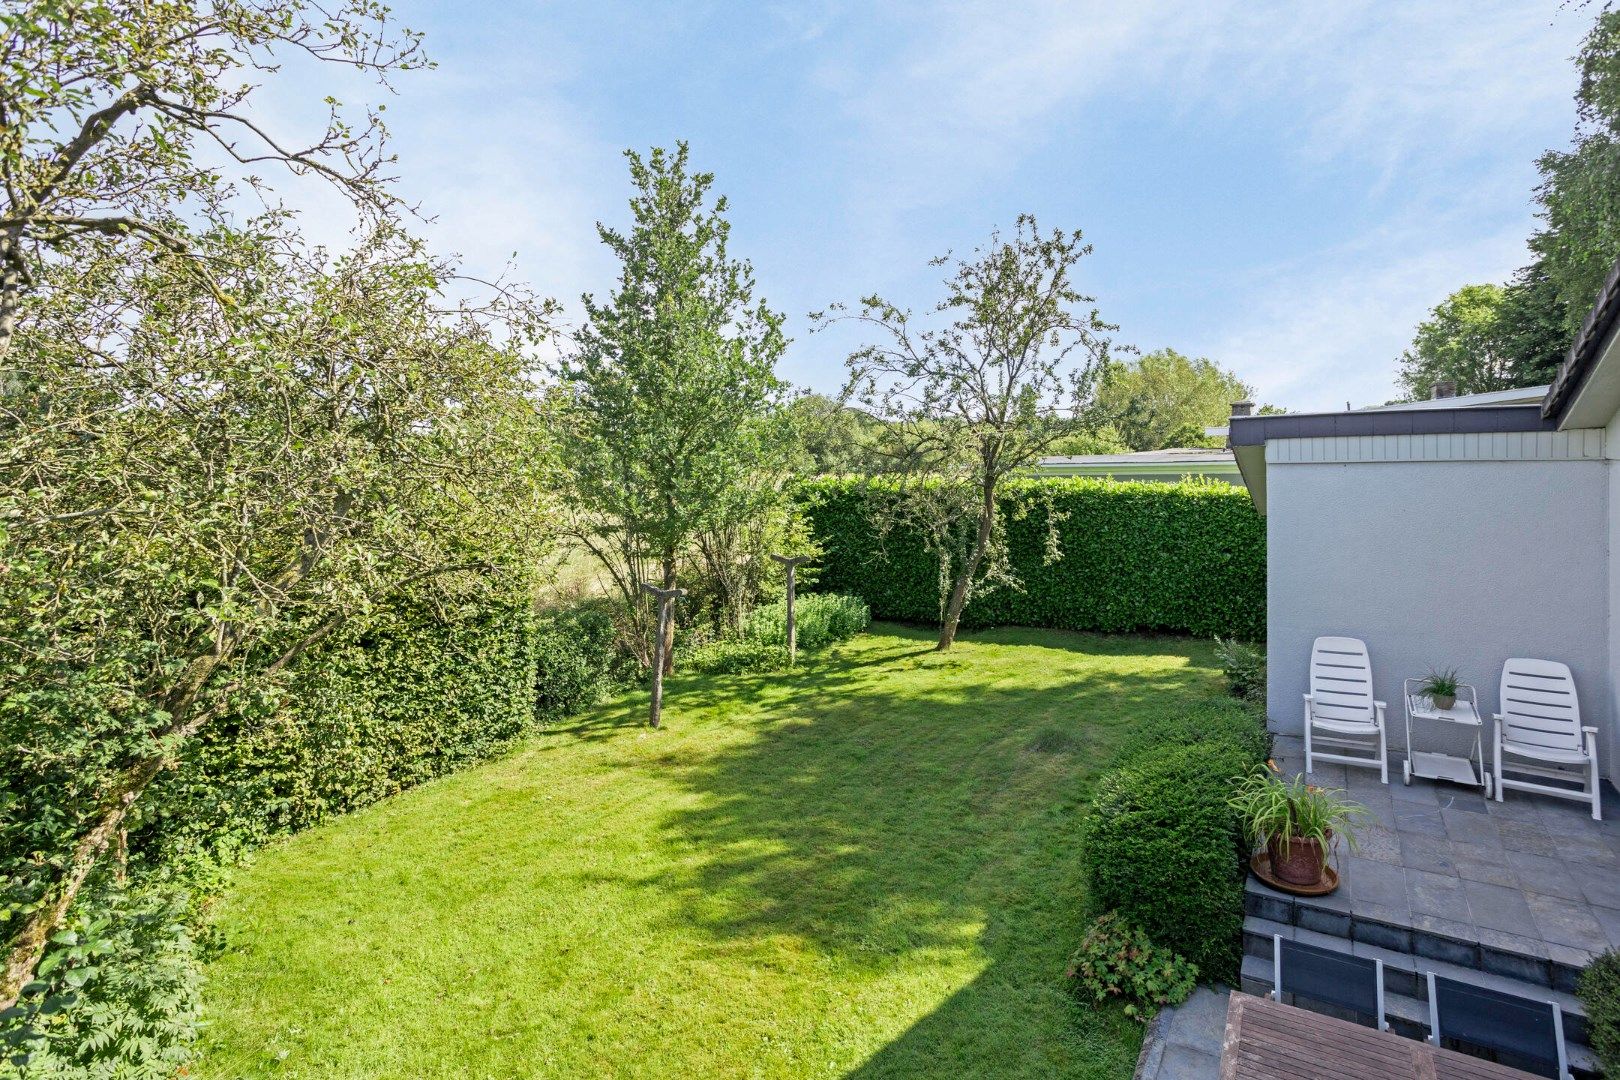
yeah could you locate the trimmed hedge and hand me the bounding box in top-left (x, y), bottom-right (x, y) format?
top-left (136, 598), bottom-right (634, 873)
top-left (1579, 949), bottom-right (1620, 1076)
top-left (1113, 698), bottom-right (1273, 769)
top-left (1081, 699), bottom-right (1269, 985)
top-left (798, 476), bottom-right (1264, 639)
top-left (1082, 740), bottom-right (1255, 983)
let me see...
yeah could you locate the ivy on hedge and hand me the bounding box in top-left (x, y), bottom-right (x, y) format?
top-left (798, 476), bottom-right (1265, 639)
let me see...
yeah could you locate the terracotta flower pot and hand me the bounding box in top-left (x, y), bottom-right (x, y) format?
top-left (1431, 694), bottom-right (1456, 711)
top-left (1266, 832), bottom-right (1330, 886)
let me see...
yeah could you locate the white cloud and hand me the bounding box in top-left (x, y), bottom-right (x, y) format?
top-left (1204, 220), bottom-right (1536, 410)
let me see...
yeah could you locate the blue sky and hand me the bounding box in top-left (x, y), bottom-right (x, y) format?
top-left (269, 1), bottom-right (1595, 411)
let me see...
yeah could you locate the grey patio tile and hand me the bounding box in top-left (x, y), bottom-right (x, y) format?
top-left (1161, 986), bottom-right (1229, 1049)
top-left (1476, 926), bottom-right (1549, 961)
top-left (1410, 914), bottom-right (1479, 967)
top-left (1454, 855), bottom-right (1518, 888)
top-left (1407, 869), bottom-right (1470, 921)
top-left (1590, 905), bottom-right (1620, 949)
top-left (1153, 1045), bottom-right (1220, 1080)
top-left (1525, 892), bottom-right (1610, 952)
top-left (1353, 823), bottom-right (1400, 865)
top-left (1393, 807), bottom-right (1447, 837)
top-left (1347, 858), bottom-right (1408, 905)
top-left (1572, 866), bottom-right (1620, 909)
top-left (1504, 851), bottom-right (1584, 902)
top-left (1451, 839), bottom-right (1508, 865)
top-left (1554, 834), bottom-right (1619, 869)
top-left (1496, 819), bottom-right (1555, 854)
top-left (1441, 809), bottom-right (1500, 847)
top-left (1390, 778), bottom-right (1439, 805)
top-left (1462, 879), bottom-right (1535, 935)
top-left (1439, 791), bottom-right (1490, 814)
top-left (1398, 833), bottom-right (1456, 876)
top-left (1485, 794), bottom-right (1547, 822)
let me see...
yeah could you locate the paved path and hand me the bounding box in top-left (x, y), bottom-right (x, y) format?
top-left (1135, 987), bottom-right (1230, 1080)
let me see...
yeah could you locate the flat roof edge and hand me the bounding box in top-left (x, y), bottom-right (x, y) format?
top-left (1228, 404), bottom-right (1555, 446)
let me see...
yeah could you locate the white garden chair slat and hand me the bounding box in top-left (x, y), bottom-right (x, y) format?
top-left (1304, 636), bottom-right (1387, 784)
top-left (1493, 658), bottom-right (1601, 820)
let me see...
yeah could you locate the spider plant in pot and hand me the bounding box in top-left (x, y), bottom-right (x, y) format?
top-left (1419, 668), bottom-right (1460, 711)
top-left (1230, 764), bottom-right (1367, 888)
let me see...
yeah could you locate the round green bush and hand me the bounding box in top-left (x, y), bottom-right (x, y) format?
top-left (741, 592), bottom-right (870, 651)
top-left (1081, 740), bottom-right (1254, 983)
top-left (1579, 948), bottom-right (1620, 1075)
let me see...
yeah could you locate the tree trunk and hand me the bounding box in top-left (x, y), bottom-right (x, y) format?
top-left (0, 231), bottom-right (24, 362)
top-left (0, 752), bottom-right (163, 1010)
top-left (660, 554), bottom-right (677, 675)
top-left (938, 477), bottom-right (997, 651)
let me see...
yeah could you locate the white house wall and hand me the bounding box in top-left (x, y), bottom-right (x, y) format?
top-left (1265, 445), bottom-right (1614, 782)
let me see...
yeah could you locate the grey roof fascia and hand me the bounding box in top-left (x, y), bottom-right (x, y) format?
top-left (1228, 404), bottom-right (1554, 447)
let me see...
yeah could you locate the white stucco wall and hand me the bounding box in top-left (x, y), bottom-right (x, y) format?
top-left (1266, 457), bottom-right (1614, 779)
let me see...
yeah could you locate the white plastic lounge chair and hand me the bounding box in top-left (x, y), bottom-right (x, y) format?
top-left (1493, 659), bottom-right (1601, 821)
top-left (1304, 636), bottom-right (1387, 784)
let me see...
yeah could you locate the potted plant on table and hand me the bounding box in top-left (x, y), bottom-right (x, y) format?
top-left (1418, 668), bottom-right (1460, 711)
top-left (1230, 764), bottom-right (1366, 890)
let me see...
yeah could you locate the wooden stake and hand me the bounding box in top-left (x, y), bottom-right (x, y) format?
top-left (770, 554), bottom-right (813, 664)
top-left (639, 582), bottom-right (685, 728)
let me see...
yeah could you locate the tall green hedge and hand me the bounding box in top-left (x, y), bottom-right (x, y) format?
top-left (135, 599), bottom-right (632, 874)
top-left (798, 476), bottom-right (1265, 639)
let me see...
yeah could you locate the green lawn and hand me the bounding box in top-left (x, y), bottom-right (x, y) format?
top-left (195, 624), bottom-right (1222, 1079)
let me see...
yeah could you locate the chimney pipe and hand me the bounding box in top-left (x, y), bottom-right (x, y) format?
top-left (1432, 380), bottom-right (1456, 400)
top-left (1230, 400), bottom-right (1254, 418)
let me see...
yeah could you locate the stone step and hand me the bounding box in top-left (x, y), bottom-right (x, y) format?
top-left (1243, 875), bottom-right (1588, 994)
top-left (1242, 915), bottom-right (1598, 1075)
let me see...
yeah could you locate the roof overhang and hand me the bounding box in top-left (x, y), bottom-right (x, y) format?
top-left (1545, 260), bottom-right (1620, 430)
top-left (1228, 404), bottom-right (1555, 514)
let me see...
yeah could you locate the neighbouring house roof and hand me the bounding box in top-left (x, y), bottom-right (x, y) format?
top-left (1033, 447), bottom-right (1242, 484)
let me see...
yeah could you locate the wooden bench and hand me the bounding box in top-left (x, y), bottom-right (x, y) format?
top-left (1221, 991), bottom-right (1543, 1079)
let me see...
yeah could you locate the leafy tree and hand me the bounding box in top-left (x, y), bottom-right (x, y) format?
top-left (1496, 265), bottom-right (1573, 389)
top-left (1082, 349), bottom-right (1253, 451)
top-left (0, 221), bottom-right (557, 1012)
top-left (820, 214), bottom-right (1115, 651)
top-left (785, 392), bottom-right (889, 474)
top-left (555, 144), bottom-right (791, 671)
top-left (0, 0), bottom-right (426, 358)
top-left (1397, 284), bottom-right (1514, 398)
top-left (1530, 9), bottom-right (1620, 341)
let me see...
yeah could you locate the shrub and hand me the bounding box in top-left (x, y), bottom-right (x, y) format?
top-left (1579, 949), bottom-right (1620, 1075)
top-left (1113, 697), bottom-right (1271, 769)
top-left (0, 885), bottom-right (201, 1080)
top-left (741, 592), bottom-right (870, 652)
top-left (1064, 912), bottom-right (1198, 1021)
top-left (799, 476), bottom-right (1264, 639)
top-left (1214, 636), bottom-right (1266, 704)
top-left (682, 638), bottom-right (790, 676)
top-left (533, 600), bottom-right (639, 724)
top-left (1081, 740), bottom-right (1256, 983)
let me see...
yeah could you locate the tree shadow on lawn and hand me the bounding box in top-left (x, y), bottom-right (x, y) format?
top-left (639, 625), bottom-right (1214, 1074)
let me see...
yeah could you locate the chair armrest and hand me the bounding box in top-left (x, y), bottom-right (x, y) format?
top-left (1374, 700), bottom-right (1387, 709)
top-left (1302, 693), bottom-right (1313, 703)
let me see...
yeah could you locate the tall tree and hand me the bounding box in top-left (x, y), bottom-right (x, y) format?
top-left (0, 221), bottom-right (556, 1011)
top-left (555, 143), bottom-right (790, 671)
top-left (0, 0), bottom-right (425, 358)
top-left (1530, 8), bottom-right (1620, 341)
top-left (821, 214), bottom-right (1115, 651)
top-left (1082, 348), bottom-right (1254, 451)
top-left (1397, 284), bottom-right (1514, 399)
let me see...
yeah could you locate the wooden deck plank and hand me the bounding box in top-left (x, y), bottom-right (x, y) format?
top-left (1221, 993), bottom-right (1544, 1080)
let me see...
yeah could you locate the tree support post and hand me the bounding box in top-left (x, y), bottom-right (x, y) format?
top-left (640, 582), bottom-right (686, 728)
top-left (770, 554), bottom-right (813, 664)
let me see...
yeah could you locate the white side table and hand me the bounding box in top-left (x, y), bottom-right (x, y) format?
top-left (1402, 679), bottom-right (1492, 797)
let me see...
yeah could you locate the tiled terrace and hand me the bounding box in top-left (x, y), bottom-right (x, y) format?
top-left (1269, 734), bottom-right (1620, 979)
